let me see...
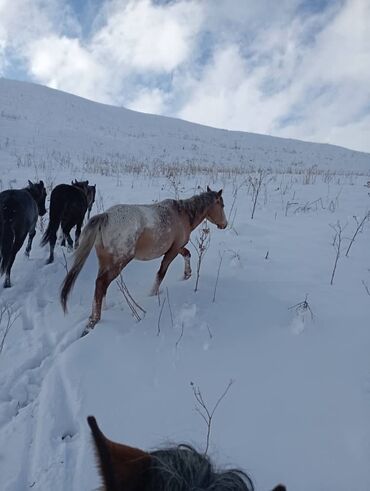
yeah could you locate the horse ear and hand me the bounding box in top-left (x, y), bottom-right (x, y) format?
top-left (87, 416), bottom-right (151, 491)
top-left (28, 180), bottom-right (33, 186)
top-left (207, 185), bottom-right (211, 192)
top-left (40, 180), bottom-right (44, 187)
top-left (217, 189), bottom-right (223, 196)
top-left (271, 486), bottom-right (286, 491)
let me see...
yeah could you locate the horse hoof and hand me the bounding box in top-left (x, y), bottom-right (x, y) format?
top-left (3, 281), bottom-right (11, 288)
top-left (183, 273), bottom-right (191, 280)
top-left (46, 257), bottom-right (54, 265)
top-left (81, 328), bottom-right (91, 338)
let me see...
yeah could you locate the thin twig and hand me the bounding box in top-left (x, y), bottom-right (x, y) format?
top-left (362, 280), bottom-right (370, 297)
top-left (288, 294), bottom-right (314, 321)
top-left (175, 322), bottom-right (185, 349)
top-left (116, 274), bottom-right (145, 322)
top-left (0, 302), bottom-right (21, 354)
top-left (166, 287), bottom-right (174, 329)
top-left (212, 252), bottom-right (224, 303)
top-left (329, 221), bottom-right (345, 285)
top-left (191, 380), bottom-right (234, 455)
top-left (157, 297), bottom-right (167, 336)
top-left (345, 211), bottom-right (369, 257)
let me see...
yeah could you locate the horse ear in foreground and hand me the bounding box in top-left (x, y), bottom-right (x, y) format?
top-left (87, 416), bottom-right (286, 491)
top-left (0, 180), bottom-right (47, 287)
top-left (41, 180), bottom-right (96, 264)
top-left (60, 187), bottom-right (227, 333)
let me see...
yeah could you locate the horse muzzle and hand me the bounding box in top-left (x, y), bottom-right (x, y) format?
top-left (217, 222), bottom-right (227, 230)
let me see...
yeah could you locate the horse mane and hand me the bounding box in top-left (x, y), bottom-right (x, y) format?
top-left (87, 417), bottom-right (286, 491)
top-left (174, 191), bottom-right (217, 227)
top-left (148, 445), bottom-right (254, 491)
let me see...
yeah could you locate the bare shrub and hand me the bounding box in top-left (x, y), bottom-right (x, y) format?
top-left (249, 169), bottom-right (269, 219)
top-left (116, 274), bottom-right (146, 322)
top-left (0, 302), bottom-right (20, 354)
top-left (191, 222), bottom-right (211, 292)
top-left (191, 380), bottom-right (234, 455)
top-left (288, 295), bottom-right (314, 321)
top-left (330, 221), bottom-right (345, 285)
top-left (345, 211), bottom-right (370, 257)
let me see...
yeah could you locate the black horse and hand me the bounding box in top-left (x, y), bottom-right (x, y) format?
top-left (0, 180), bottom-right (47, 288)
top-left (87, 183), bottom-right (96, 220)
top-left (41, 180), bottom-right (96, 264)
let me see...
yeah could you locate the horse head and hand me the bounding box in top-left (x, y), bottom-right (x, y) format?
top-left (87, 416), bottom-right (151, 491)
top-left (72, 179), bottom-right (89, 195)
top-left (27, 180), bottom-right (47, 216)
top-left (87, 416), bottom-right (286, 491)
top-left (205, 186), bottom-right (227, 229)
top-left (87, 184), bottom-right (96, 210)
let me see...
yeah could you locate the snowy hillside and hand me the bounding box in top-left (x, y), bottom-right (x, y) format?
top-left (1, 78), bottom-right (370, 173)
top-left (0, 79), bottom-right (369, 491)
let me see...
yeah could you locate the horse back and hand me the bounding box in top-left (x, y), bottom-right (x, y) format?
top-left (51, 184), bottom-right (87, 207)
top-left (0, 189), bottom-right (38, 230)
top-left (50, 184), bottom-right (88, 219)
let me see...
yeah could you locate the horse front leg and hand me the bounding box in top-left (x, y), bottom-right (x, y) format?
top-left (25, 229), bottom-right (36, 257)
top-left (179, 246), bottom-right (191, 280)
top-left (150, 247), bottom-right (179, 296)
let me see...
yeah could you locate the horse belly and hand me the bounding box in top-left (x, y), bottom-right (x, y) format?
top-left (134, 229), bottom-right (173, 261)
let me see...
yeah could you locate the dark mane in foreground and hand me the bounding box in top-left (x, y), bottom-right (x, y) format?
top-left (87, 416), bottom-right (286, 491)
top-left (148, 445), bottom-right (254, 490)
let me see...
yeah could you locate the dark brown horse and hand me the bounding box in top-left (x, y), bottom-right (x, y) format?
top-left (61, 187), bottom-right (227, 331)
top-left (87, 416), bottom-right (286, 491)
top-left (41, 180), bottom-right (96, 264)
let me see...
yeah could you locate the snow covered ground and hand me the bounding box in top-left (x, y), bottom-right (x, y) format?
top-left (0, 80), bottom-right (369, 491)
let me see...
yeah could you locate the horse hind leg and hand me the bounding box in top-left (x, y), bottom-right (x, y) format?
top-left (25, 229), bottom-right (36, 258)
top-left (74, 220), bottom-right (83, 249)
top-left (61, 222), bottom-right (74, 251)
top-left (4, 235), bottom-right (26, 288)
top-left (179, 247), bottom-right (191, 280)
top-left (84, 253), bottom-right (133, 335)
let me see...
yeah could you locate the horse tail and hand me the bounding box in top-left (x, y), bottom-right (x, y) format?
top-left (0, 206), bottom-right (15, 276)
top-left (60, 213), bottom-right (108, 312)
top-left (41, 194), bottom-right (63, 247)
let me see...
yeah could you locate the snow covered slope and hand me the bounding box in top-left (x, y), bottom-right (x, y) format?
top-left (0, 78), bottom-right (369, 173)
top-left (0, 79), bottom-right (369, 491)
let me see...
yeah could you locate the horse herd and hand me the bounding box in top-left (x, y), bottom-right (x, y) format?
top-left (0, 179), bottom-right (286, 490)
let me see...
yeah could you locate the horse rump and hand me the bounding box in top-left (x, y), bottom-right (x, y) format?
top-left (60, 213), bottom-right (108, 312)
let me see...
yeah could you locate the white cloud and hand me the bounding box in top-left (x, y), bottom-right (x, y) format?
top-left (178, 0), bottom-right (370, 152)
top-left (27, 36), bottom-right (113, 103)
top-left (0, 0), bottom-right (369, 152)
top-left (92, 0), bottom-right (203, 72)
top-left (127, 87), bottom-right (168, 114)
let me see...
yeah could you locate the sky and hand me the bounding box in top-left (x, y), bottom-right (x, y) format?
top-left (0, 0), bottom-right (369, 153)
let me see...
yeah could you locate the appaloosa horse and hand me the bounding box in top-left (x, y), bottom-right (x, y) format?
top-left (61, 187), bottom-right (227, 331)
top-left (41, 179), bottom-right (96, 264)
top-left (87, 416), bottom-right (286, 491)
top-left (0, 180), bottom-right (47, 287)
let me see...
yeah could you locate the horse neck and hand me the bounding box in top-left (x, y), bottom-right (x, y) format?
top-left (24, 187), bottom-right (37, 202)
top-left (178, 194), bottom-right (212, 231)
top-left (73, 185), bottom-right (88, 202)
